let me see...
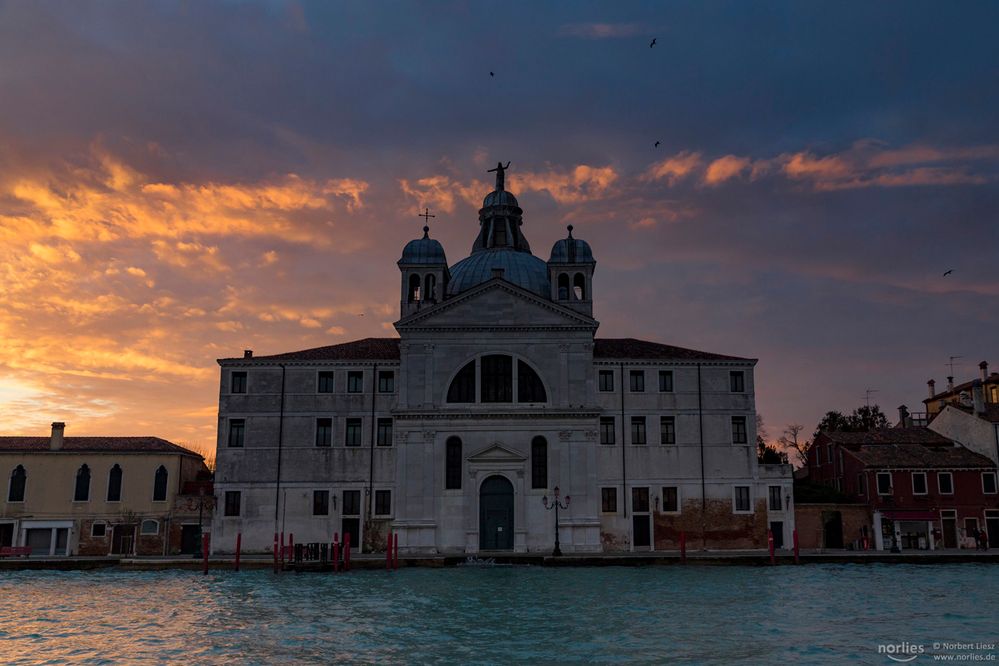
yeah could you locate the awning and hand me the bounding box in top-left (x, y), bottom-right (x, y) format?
top-left (881, 510), bottom-right (938, 521)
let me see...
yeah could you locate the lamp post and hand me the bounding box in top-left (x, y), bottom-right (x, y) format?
top-left (542, 485), bottom-right (571, 557)
top-left (185, 486), bottom-right (216, 558)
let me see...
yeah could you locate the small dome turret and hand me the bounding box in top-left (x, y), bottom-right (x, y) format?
top-left (399, 226), bottom-right (447, 265)
top-left (549, 225), bottom-right (594, 263)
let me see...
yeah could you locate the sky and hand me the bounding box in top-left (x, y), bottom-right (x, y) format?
top-left (1, 1), bottom-right (997, 453)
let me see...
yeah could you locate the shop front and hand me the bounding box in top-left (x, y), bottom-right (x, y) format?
top-left (872, 510), bottom-right (937, 551)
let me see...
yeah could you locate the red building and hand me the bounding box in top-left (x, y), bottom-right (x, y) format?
top-left (809, 428), bottom-right (998, 550)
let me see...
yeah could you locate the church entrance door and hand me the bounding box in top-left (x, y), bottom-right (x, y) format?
top-left (479, 475), bottom-right (514, 551)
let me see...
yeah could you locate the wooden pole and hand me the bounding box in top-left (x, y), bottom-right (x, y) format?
top-left (768, 529), bottom-right (775, 565)
top-left (201, 533), bottom-right (210, 576)
top-left (333, 532), bottom-right (340, 573)
top-left (235, 533), bottom-right (242, 572)
top-left (680, 531), bottom-right (686, 563)
top-left (793, 528), bottom-right (800, 564)
top-left (386, 531), bottom-right (392, 570)
top-left (393, 533), bottom-right (399, 570)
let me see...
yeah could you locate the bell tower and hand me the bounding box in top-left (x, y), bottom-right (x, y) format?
top-left (398, 223), bottom-right (449, 318)
top-left (547, 225), bottom-right (596, 317)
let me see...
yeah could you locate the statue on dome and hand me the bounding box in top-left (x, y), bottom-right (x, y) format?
top-left (487, 161), bottom-right (511, 191)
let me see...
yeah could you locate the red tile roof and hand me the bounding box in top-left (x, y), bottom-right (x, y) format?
top-left (818, 427), bottom-right (954, 446)
top-left (846, 443), bottom-right (994, 470)
top-left (0, 437), bottom-right (202, 457)
top-left (593, 338), bottom-right (752, 361)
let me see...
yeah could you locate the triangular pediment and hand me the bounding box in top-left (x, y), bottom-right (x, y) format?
top-left (467, 443), bottom-right (527, 463)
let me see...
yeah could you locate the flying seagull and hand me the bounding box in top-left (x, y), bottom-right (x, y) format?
top-left (943, 269), bottom-right (954, 277)
top-left (489, 71), bottom-right (495, 77)
top-left (650, 38), bottom-right (657, 48)
top-left (654, 140), bottom-right (661, 148)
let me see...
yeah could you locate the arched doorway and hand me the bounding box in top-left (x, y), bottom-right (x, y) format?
top-left (479, 475), bottom-right (514, 551)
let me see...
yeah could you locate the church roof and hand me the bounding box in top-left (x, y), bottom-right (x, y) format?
top-left (447, 249), bottom-right (551, 298)
top-left (0, 436), bottom-right (201, 456)
top-left (549, 226), bottom-right (594, 264)
top-left (593, 338), bottom-right (753, 362)
top-left (399, 227), bottom-right (447, 265)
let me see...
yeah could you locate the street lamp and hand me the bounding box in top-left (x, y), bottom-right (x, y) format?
top-left (542, 485), bottom-right (571, 557)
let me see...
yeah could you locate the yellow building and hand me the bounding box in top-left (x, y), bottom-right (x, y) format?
top-left (1, 423), bottom-right (211, 556)
top-left (924, 361), bottom-right (999, 418)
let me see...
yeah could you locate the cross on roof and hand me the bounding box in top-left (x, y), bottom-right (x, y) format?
top-left (418, 207), bottom-right (436, 223)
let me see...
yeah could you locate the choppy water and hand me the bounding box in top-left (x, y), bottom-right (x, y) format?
top-left (1, 564), bottom-right (997, 664)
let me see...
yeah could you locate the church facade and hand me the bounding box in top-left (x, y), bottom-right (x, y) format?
top-left (212, 166), bottom-right (793, 555)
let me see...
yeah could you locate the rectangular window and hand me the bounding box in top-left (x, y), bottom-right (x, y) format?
top-left (828, 445), bottom-right (834, 463)
top-left (629, 370), bottom-right (645, 392)
top-left (317, 371), bottom-right (335, 393)
top-left (631, 416), bottom-right (647, 445)
top-left (347, 371), bottom-right (363, 393)
top-left (731, 416), bottom-right (747, 444)
top-left (911, 472), bottom-right (927, 495)
top-left (374, 490), bottom-right (391, 516)
top-left (378, 371), bottom-right (394, 393)
top-left (342, 490), bottom-right (361, 516)
top-left (376, 418), bottom-right (393, 447)
top-left (733, 486), bottom-right (751, 512)
top-left (660, 416), bottom-right (676, 445)
top-left (877, 472), bottom-right (892, 495)
top-left (598, 370), bottom-right (614, 392)
top-left (938, 472), bottom-right (954, 495)
top-left (231, 371), bottom-right (247, 394)
top-left (228, 419), bottom-right (245, 448)
top-left (658, 370), bottom-right (673, 393)
top-left (531, 438), bottom-right (547, 490)
top-left (224, 491), bottom-right (241, 517)
top-left (600, 417), bottom-right (615, 445)
top-left (445, 438), bottom-right (462, 490)
top-left (983, 472), bottom-right (998, 495)
top-left (632, 487), bottom-right (650, 513)
top-left (601, 487), bottom-right (617, 513)
top-left (730, 371), bottom-right (745, 393)
top-left (345, 418), bottom-right (362, 447)
top-left (316, 418), bottom-right (332, 448)
top-left (768, 485), bottom-right (782, 511)
top-left (857, 473), bottom-right (866, 496)
top-left (662, 486), bottom-right (679, 513)
top-left (91, 523), bottom-right (106, 537)
top-left (313, 490), bottom-right (329, 516)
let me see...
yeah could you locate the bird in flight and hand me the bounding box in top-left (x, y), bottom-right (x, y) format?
top-left (489, 71), bottom-right (495, 77)
top-left (654, 140), bottom-right (661, 148)
top-left (649, 38), bottom-right (657, 48)
top-left (943, 269), bottom-right (954, 277)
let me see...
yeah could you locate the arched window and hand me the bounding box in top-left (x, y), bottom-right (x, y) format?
top-left (107, 464), bottom-right (123, 502)
top-left (424, 274), bottom-right (437, 302)
top-left (517, 360), bottom-right (547, 403)
top-left (573, 273), bottom-right (586, 300)
top-left (481, 355), bottom-right (513, 402)
top-left (531, 437), bottom-right (548, 489)
top-left (408, 274), bottom-right (421, 303)
top-left (8, 465), bottom-right (25, 502)
top-left (492, 219), bottom-right (508, 247)
top-left (140, 519), bottom-right (159, 535)
top-left (74, 464), bottom-right (91, 502)
top-left (447, 361), bottom-right (476, 403)
top-left (445, 437), bottom-right (462, 489)
top-left (153, 465), bottom-right (168, 502)
top-left (557, 273), bottom-right (570, 300)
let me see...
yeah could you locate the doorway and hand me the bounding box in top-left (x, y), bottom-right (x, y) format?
top-left (111, 524), bottom-right (135, 555)
top-left (985, 511), bottom-right (999, 548)
top-left (770, 521), bottom-right (785, 549)
top-left (0, 523), bottom-right (13, 548)
top-left (479, 475), bottom-right (514, 551)
top-left (180, 525), bottom-right (201, 555)
top-left (822, 511), bottom-right (843, 549)
top-left (941, 511), bottom-right (958, 548)
top-left (632, 487), bottom-right (651, 549)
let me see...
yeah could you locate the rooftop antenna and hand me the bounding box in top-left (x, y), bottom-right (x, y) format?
top-left (863, 388), bottom-right (879, 408)
top-left (947, 355), bottom-right (963, 377)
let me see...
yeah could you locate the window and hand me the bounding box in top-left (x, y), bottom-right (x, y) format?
top-left (601, 487), bottom-right (617, 513)
top-left (140, 519), bottom-right (158, 535)
top-left (481, 355), bottom-right (513, 402)
top-left (228, 419), bottom-right (245, 448)
top-left (573, 273), bottom-right (586, 300)
top-left (629, 371), bottom-right (645, 392)
top-left (938, 472), bottom-right (954, 495)
top-left (631, 416), bottom-right (647, 445)
top-left (983, 472), bottom-right (998, 495)
top-left (445, 437), bottom-right (462, 489)
top-left (378, 371), bottom-right (394, 393)
top-left (730, 371), bottom-right (745, 393)
top-left (662, 486), bottom-right (679, 513)
top-left (731, 416), bottom-right (747, 444)
top-left (107, 464), bottom-right (123, 502)
top-left (231, 371), bottom-right (247, 394)
top-left (557, 273), bottom-right (570, 300)
top-left (74, 464), bottom-right (91, 502)
top-left (990, 385), bottom-right (998, 403)
top-left (660, 416), bottom-right (676, 445)
top-left (659, 370), bottom-right (673, 392)
top-left (224, 491), bottom-right (241, 516)
top-left (447, 361), bottom-right (476, 403)
top-left (531, 437), bottom-right (547, 489)
top-left (316, 418), bottom-right (333, 447)
top-left (857, 473), bottom-right (867, 496)
top-left (492, 220), bottom-right (507, 246)
top-left (632, 487), bottom-right (650, 513)
top-left (318, 371), bottom-right (335, 393)
top-left (733, 486), bottom-right (751, 512)
top-left (345, 418), bottom-right (362, 447)
top-left (517, 361), bottom-right (547, 403)
top-left (313, 490), bottom-right (329, 516)
top-left (827, 444), bottom-right (833, 464)
top-left (768, 485), bottom-right (782, 511)
top-left (377, 419), bottom-right (393, 447)
top-left (347, 371), bottom-right (363, 393)
top-left (600, 417), bottom-right (615, 445)
top-left (911, 472), bottom-right (928, 495)
top-left (153, 465), bottom-right (168, 502)
top-left (876, 472), bottom-right (892, 496)
top-left (342, 490), bottom-right (361, 516)
top-left (91, 522), bottom-right (106, 538)
top-left (598, 370), bottom-right (614, 392)
top-left (408, 274), bottom-right (421, 302)
top-left (375, 490), bottom-right (391, 516)
top-left (8, 465), bottom-right (26, 502)
top-left (424, 274), bottom-right (437, 302)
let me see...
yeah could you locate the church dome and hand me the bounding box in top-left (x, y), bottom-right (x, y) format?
top-left (447, 249), bottom-right (551, 298)
top-left (399, 227), bottom-right (446, 265)
top-left (549, 225), bottom-right (594, 263)
top-left (482, 190), bottom-right (520, 208)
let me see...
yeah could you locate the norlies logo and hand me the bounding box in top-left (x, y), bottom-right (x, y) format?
top-left (878, 642), bottom-right (925, 662)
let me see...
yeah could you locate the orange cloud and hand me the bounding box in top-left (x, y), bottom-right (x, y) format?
top-left (514, 164), bottom-right (619, 204)
top-left (703, 155), bottom-right (752, 185)
top-left (642, 152), bottom-right (702, 185)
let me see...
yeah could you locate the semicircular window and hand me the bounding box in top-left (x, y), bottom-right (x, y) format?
top-left (517, 361), bottom-right (547, 403)
top-left (447, 361), bottom-right (476, 403)
top-left (481, 355), bottom-right (513, 403)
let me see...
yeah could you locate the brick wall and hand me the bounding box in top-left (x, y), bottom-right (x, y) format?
top-left (795, 503), bottom-right (871, 549)
top-left (652, 498), bottom-right (769, 550)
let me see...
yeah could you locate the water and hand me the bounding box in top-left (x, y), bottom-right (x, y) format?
top-left (1, 564), bottom-right (997, 664)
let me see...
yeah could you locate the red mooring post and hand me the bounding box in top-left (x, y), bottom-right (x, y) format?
top-left (273, 532), bottom-right (279, 573)
top-left (289, 533), bottom-right (294, 563)
top-left (393, 533), bottom-right (399, 570)
top-left (680, 531), bottom-right (687, 563)
top-left (235, 533), bottom-right (242, 572)
top-left (344, 532), bottom-right (351, 571)
top-left (201, 533), bottom-right (210, 575)
top-left (793, 528), bottom-right (800, 564)
top-left (332, 532), bottom-right (340, 573)
top-left (280, 532), bottom-right (285, 570)
top-left (768, 529), bottom-right (776, 565)
top-left (386, 531), bottom-right (392, 570)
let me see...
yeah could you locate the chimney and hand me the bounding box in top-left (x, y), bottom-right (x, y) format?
top-left (50, 422), bottom-right (65, 451)
top-left (897, 405), bottom-right (911, 428)
top-left (973, 380), bottom-right (986, 415)
top-left (947, 376), bottom-right (954, 391)
top-left (981, 361), bottom-right (989, 381)
top-left (243, 349), bottom-right (253, 358)
top-left (927, 379), bottom-right (936, 400)
top-left (491, 268), bottom-right (505, 279)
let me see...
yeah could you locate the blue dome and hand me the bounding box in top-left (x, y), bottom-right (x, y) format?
top-left (549, 237), bottom-right (594, 263)
top-left (447, 249), bottom-right (551, 298)
top-left (399, 232), bottom-right (446, 265)
top-left (482, 190), bottom-right (520, 208)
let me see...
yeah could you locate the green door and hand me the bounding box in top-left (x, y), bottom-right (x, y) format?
top-left (479, 476), bottom-right (514, 551)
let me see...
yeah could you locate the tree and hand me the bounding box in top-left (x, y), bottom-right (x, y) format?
top-left (757, 414), bottom-right (788, 464)
top-left (779, 423), bottom-right (810, 467)
top-left (848, 405), bottom-right (889, 432)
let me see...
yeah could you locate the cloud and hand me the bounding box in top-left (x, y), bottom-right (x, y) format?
top-left (514, 165), bottom-right (619, 204)
top-left (703, 155), bottom-right (753, 185)
top-left (642, 152), bottom-right (702, 185)
top-left (558, 23), bottom-right (645, 39)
